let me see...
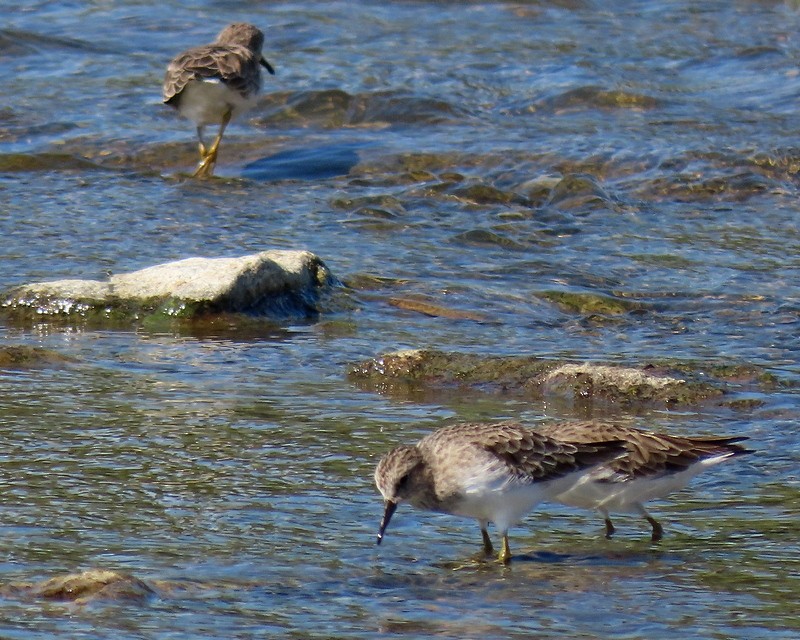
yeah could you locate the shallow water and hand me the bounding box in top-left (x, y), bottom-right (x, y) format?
top-left (1, 0), bottom-right (799, 637)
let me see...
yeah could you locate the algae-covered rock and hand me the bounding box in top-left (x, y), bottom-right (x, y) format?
top-left (541, 362), bottom-right (722, 405)
top-left (451, 229), bottom-right (527, 250)
top-left (349, 349), bottom-right (551, 387)
top-left (387, 296), bottom-right (490, 322)
top-left (0, 345), bottom-right (75, 368)
top-left (535, 86), bottom-right (662, 113)
top-left (0, 152), bottom-right (104, 173)
top-left (452, 183), bottom-right (524, 205)
top-left (2, 569), bottom-right (156, 605)
top-left (1, 250), bottom-right (336, 326)
top-left (546, 173), bottom-right (614, 211)
top-left (349, 349), bottom-right (737, 407)
top-left (540, 290), bottom-right (644, 315)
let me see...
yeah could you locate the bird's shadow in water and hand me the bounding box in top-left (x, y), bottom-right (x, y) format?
top-left (441, 550), bottom-right (575, 571)
top-left (516, 550), bottom-right (574, 563)
top-left (514, 547), bottom-right (667, 566)
top-left (242, 142), bottom-right (364, 182)
top-left (441, 547), bottom-right (665, 571)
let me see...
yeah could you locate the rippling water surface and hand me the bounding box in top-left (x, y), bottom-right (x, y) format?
top-left (1, 0), bottom-right (799, 637)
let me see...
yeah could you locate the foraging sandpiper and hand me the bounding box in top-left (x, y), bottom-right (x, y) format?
top-left (374, 421), bottom-right (625, 563)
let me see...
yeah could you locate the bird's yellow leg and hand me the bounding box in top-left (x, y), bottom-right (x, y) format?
top-left (497, 533), bottom-right (512, 564)
top-left (194, 109), bottom-right (232, 178)
top-left (205, 108), bottom-right (232, 159)
top-left (195, 126), bottom-right (208, 161)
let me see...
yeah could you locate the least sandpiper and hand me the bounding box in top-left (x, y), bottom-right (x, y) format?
top-left (535, 421), bottom-right (754, 541)
top-left (374, 421), bottom-right (625, 563)
top-left (162, 23), bottom-right (275, 177)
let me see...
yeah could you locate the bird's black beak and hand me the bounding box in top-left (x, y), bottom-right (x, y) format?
top-left (261, 57), bottom-right (276, 75)
top-left (376, 500), bottom-right (397, 545)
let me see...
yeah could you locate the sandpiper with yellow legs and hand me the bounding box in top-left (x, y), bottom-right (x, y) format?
top-left (374, 421), bottom-right (625, 563)
top-left (163, 23), bottom-right (275, 178)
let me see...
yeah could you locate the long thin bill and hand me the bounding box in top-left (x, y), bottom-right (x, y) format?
top-left (376, 500), bottom-right (397, 545)
top-left (261, 57), bottom-right (276, 75)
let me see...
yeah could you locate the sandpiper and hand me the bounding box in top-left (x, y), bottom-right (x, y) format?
top-left (162, 23), bottom-right (275, 177)
top-left (535, 421), bottom-right (754, 541)
top-left (374, 421), bottom-right (625, 563)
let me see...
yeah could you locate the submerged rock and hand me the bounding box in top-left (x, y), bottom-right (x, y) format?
top-left (539, 290), bottom-right (644, 315)
top-left (255, 88), bottom-right (464, 128)
top-left (348, 349), bottom-right (749, 408)
top-left (387, 296), bottom-right (491, 322)
top-left (535, 86), bottom-right (662, 113)
top-left (541, 362), bottom-right (705, 404)
top-left (1, 250), bottom-right (336, 326)
top-left (0, 345), bottom-right (75, 368)
top-left (2, 569), bottom-right (156, 605)
top-left (0, 152), bottom-right (103, 173)
top-left (546, 173), bottom-right (615, 211)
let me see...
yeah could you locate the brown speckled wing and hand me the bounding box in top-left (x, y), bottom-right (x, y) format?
top-left (536, 421), bottom-right (753, 480)
top-left (162, 44), bottom-right (261, 104)
top-left (426, 422), bottom-right (624, 483)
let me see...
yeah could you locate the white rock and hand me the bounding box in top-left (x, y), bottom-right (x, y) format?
top-left (2, 250), bottom-right (333, 318)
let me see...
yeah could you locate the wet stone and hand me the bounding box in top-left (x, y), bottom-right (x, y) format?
top-left (546, 173), bottom-right (614, 211)
top-left (451, 229), bottom-right (527, 250)
top-left (0, 345), bottom-right (75, 368)
top-left (0, 152), bottom-right (104, 173)
top-left (254, 89), bottom-right (463, 128)
top-left (387, 296), bottom-right (490, 322)
top-left (330, 194), bottom-right (406, 214)
top-left (1, 250), bottom-right (336, 326)
top-left (254, 89), bottom-right (352, 128)
top-left (452, 183), bottom-right (519, 205)
top-left (1, 569), bottom-right (157, 605)
top-left (540, 290), bottom-right (645, 315)
top-left (348, 349), bottom-right (757, 408)
top-left (344, 273), bottom-right (409, 291)
top-left (535, 86), bottom-right (662, 113)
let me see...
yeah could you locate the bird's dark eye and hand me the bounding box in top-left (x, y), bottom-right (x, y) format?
top-left (396, 473), bottom-right (410, 492)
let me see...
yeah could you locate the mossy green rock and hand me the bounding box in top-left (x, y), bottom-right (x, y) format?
top-left (348, 349), bottom-right (751, 407)
top-left (0, 345), bottom-right (75, 368)
top-left (540, 290), bottom-right (644, 314)
top-left (1, 569), bottom-right (156, 605)
top-left (1, 250), bottom-right (335, 326)
top-left (0, 152), bottom-right (103, 172)
top-left (546, 173), bottom-right (614, 211)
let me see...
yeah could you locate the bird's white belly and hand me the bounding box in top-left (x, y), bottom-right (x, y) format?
top-left (452, 484), bottom-right (550, 530)
top-left (555, 463), bottom-right (714, 512)
top-left (451, 469), bottom-right (595, 530)
top-left (552, 479), bottom-right (621, 510)
top-left (177, 79), bottom-right (257, 125)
